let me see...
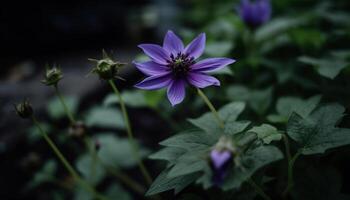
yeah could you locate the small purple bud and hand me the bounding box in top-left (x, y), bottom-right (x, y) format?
top-left (238, 0), bottom-right (272, 29)
top-left (210, 149), bottom-right (233, 186)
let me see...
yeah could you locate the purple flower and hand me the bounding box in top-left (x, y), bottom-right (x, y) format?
top-left (210, 149), bottom-right (232, 185)
top-left (238, 0), bottom-right (271, 29)
top-left (134, 31), bottom-right (236, 106)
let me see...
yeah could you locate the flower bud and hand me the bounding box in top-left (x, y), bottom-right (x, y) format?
top-left (89, 50), bottom-right (127, 80)
top-left (15, 100), bottom-right (34, 119)
top-left (209, 136), bottom-right (236, 185)
top-left (238, 0), bottom-right (271, 29)
top-left (41, 65), bottom-right (63, 86)
top-left (68, 121), bottom-right (87, 138)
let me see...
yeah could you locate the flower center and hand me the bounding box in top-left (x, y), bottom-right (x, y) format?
top-left (168, 53), bottom-right (195, 77)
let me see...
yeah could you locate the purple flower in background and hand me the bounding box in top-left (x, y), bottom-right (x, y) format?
top-left (210, 149), bottom-right (232, 185)
top-left (134, 31), bottom-right (236, 106)
top-left (238, 0), bottom-right (271, 29)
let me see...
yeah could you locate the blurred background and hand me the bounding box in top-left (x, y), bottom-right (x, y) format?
top-left (1, 0), bottom-right (350, 199)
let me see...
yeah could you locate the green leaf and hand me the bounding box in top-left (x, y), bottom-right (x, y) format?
top-left (287, 103), bottom-right (350, 155)
top-left (248, 124), bottom-right (282, 144)
top-left (188, 102), bottom-right (246, 134)
top-left (255, 17), bottom-right (304, 43)
top-left (97, 133), bottom-right (150, 168)
top-left (268, 95), bottom-right (321, 123)
top-left (205, 41), bottom-right (234, 57)
top-left (149, 147), bottom-right (187, 165)
top-left (145, 168), bottom-right (201, 196)
top-left (85, 107), bottom-right (125, 129)
top-left (47, 96), bottom-right (79, 120)
top-left (223, 146), bottom-right (283, 190)
top-left (76, 154), bottom-right (106, 186)
top-left (167, 151), bottom-right (208, 178)
top-left (159, 130), bottom-right (218, 151)
top-left (27, 123), bottom-right (52, 143)
top-left (226, 86), bottom-right (273, 115)
top-left (299, 56), bottom-right (349, 79)
top-left (224, 121), bottom-right (251, 135)
top-left (105, 183), bottom-right (132, 200)
top-left (28, 160), bottom-right (57, 189)
top-left (103, 91), bottom-right (148, 108)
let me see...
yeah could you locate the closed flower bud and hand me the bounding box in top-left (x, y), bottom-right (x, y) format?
top-left (68, 121), bottom-right (87, 138)
top-left (41, 65), bottom-right (63, 86)
top-left (15, 100), bottom-right (34, 119)
top-left (238, 0), bottom-right (271, 29)
top-left (89, 50), bottom-right (127, 80)
top-left (209, 136), bottom-right (237, 185)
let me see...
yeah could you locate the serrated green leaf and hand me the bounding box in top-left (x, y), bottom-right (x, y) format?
top-left (268, 95), bottom-right (321, 123)
top-left (97, 133), bottom-right (150, 168)
top-left (287, 104), bottom-right (350, 155)
top-left (223, 146), bottom-right (283, 190)
top-left (159, 130), bottom-right (218, 151)
top-left (188, 102), bottom-right (246, 134)
top-left (145, 168), bottom-right (201, 196)
top-left (149, 147), bottom-right (187, 165)
top-left (167, 151), bottom-right (208, 178)
top-left (248, 124), bottom-right (282, 144)
top-left (85, 107), bottom-right (125, 129)
top-left (224, 121), bottom-right (251, 135)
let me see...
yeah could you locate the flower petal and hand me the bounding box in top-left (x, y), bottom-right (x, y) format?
top-left (163, 30), bottom-right (184, 55)
top-left (133, 61), bottom-right (170, 76)
top-left (190, 58), bottom-right (236, 72)
top-left (187, 72), bottom-right (220, 88)
top-left (138, 44), bottom-right (170, 65)
top-left (167, 79), bottom-right (186, 106)
top-left (134, 73), bottom-right (172, 90)
top-left (184, 33), bottom-right (206, 59)
top-left (210, 150), bottom-right (232, 169)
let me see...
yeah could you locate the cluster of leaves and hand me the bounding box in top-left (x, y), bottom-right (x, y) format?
top-left (20, 0), bottom-right (350, 199)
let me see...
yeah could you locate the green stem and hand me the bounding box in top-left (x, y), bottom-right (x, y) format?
top-left (86, 136), bottom-right (146, 195)
top-left (84, 137), bottom-right (98, 182)
top-left (247, 178), bottom-right (271, 200)
top-left (31, 116), bottom-right (108, 200)
top-left (283, 150), bottom-right (302, 197)
top-left (197, 88), bottom-right (224, 129)
top-left (54, 85), bottom-right (76, 124)
top-left (108, 80), bottom-right (153, 185)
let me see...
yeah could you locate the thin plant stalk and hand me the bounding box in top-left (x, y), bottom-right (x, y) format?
top-left (54, 85), bottom-right (146, 194)
top-left (108, 80), bottom-right (153, 185)
top-left (196, 88), bottom-right (271, 200)
top-left (54, 85), bottom-right (76, 124)
top-left (31, 116), bottom-right (109, 200)
top-left (247, 178), bottom-right (271, 200)
top-left (197, 88), bottom-right (224, 129)
top-left (283, 150), bottom-right (302, 197)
